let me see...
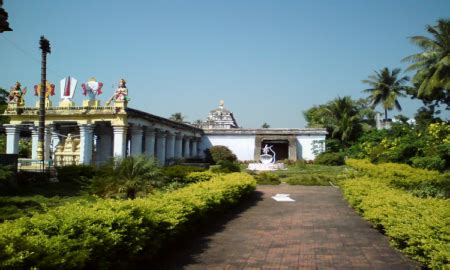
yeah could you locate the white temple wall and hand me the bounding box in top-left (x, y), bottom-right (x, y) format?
top-left (296, 135), bottom-right (326, 161)
top-left (199, 135), bottom-right (256, 161)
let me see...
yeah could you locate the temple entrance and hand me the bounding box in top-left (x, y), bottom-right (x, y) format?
top-left (261, 140), bottom-right (289, 161)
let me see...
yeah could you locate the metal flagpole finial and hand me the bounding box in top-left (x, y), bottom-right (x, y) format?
top-left (39, 36), bottom-right (51, 54)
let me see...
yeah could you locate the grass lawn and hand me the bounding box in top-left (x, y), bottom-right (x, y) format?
top-left (0, 180), bottom-right (95, 222)
top-left (249, 164), bottom-right (354, 186)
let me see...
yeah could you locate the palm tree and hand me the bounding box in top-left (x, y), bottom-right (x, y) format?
top-left (169, 112), bottom-right (185, 123)
top-left (325, 96), bottom-right (361, 143)
top-left (403, 19), bottom-right (450, 106)
top-left (261, 122), bottom-right (270, 128)
top-left (362, 67), bottom-right (409, 121)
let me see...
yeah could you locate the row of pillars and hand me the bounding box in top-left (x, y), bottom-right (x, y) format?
top-left (124, 125), bottom-right (200, 165)
top-left (4, 124), bottom-right (201, 166)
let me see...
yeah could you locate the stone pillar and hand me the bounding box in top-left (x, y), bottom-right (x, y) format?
top-left (113, 125), bottom-right (127, 158)
top-left (183, 136), bottom-right (191, 158)
top-left (4, 124), bottom-right (19, 154)
top-left (174, 133), bottom-right (183, 159)
top-left (79, 124), bottom-right (94, 165)
top-left (30, 126), bottom-right (39, 159)
top-left (156, 132), bottom-right (166, 165)
top-left (166, 133), bottom-right (175, 160)
top-left (144, 129), bottom-right (156, 158)
top-left (191, 138), bottom-right (198, 157)
top-left (130, 125), bottom-right (143, 156)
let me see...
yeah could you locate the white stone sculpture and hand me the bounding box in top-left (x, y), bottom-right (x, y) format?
top-left (247, 144), bottom-right (285, 171)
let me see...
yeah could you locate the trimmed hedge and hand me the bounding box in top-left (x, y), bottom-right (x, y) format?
top-left (343, 159), bottom-right (450, 268)
top-left (0, 173), bottom-right (256, 269)
top-left (346, 159), bottom-right (449, 198)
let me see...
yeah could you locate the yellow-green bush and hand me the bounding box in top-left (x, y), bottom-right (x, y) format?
top-left (0, 173), bottom-right (256, 269)
top-left (185, 171), bottom-right (215, 183)
top-left (346, 159), bottom-right (449, 198)
top-left (342, 160), bottom-right (450, 268)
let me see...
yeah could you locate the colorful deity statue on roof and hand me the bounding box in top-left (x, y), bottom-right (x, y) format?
top-left (8, 81), bottom-right (27, 107)
top-left (81, 77), bottom-right (103, 100)
top-left (34, 80), bottom-right (55, 107)
top-left (107, 79), bottom-right (129, 106)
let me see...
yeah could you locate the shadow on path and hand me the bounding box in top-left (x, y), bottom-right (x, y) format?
top-left (148, 191), bottom-right (264, 269)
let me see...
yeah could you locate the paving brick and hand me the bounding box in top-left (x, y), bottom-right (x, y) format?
top-left (154, 185), bottom-right (420, 269)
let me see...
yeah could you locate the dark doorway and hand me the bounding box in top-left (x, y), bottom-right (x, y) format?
top-left (261, 140), bottom-right (289, 161)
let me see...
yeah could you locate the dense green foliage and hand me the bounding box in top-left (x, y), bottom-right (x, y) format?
top-left (253, 172), bottom-right (281, 185)
top-left (90, 156), bottom-right (164, 199)
top-left (272, 163), bottom-right (351, 186)
top-left (161, 165), bottom-right (205, 183)
top-left (348, 122), bottom-right (450, 171)
top-left (314, 152), bottom-right (345, 166)
top-left (206, 145), bottom-right (237, 163)
top-left (403, 19), bottom-right (450, 107)
top-left (342, 159), bottom-right (449, 268)
top-left (0, 173), bottom-right (256, 269)
top-left (211, 160), bottom-right (241, 173)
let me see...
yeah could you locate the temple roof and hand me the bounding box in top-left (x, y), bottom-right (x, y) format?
top-left (200, 100), bottom-right (239, 129)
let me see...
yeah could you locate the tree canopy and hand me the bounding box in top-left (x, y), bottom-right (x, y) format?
top-left (403, 19), bottom-right (450, 108)
top-left (362, 67), bottom-right (409, 120)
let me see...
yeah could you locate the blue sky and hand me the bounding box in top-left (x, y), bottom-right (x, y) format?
top-left (1, 0), bottom-right (449, 127)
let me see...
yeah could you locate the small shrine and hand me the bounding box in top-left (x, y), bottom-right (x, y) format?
top-left (54, 133), bottom-right (80, 166)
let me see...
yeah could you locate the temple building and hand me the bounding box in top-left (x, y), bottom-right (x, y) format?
top-left (198, 101), bottom-right (327, 161)
top-left (3, 79), bottom-right (326, 167)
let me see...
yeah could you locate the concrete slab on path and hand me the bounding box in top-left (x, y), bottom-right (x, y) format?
top-left (154, 184), bottom-right (420, 269)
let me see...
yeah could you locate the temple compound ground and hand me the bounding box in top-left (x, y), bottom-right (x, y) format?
top-left (154, 185), bottom-right (419, 269)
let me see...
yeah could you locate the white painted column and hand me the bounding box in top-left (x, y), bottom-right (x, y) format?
top-left (174, 134), bottom-right (183, 159)
top-left (156, 132), bottom-right (166, 165)
top-left (113, 125), bottom-right (127, 158)
top-left (30, 126), bottom-right (39, 159)
top-left (191, 138), bottom-right (198, 157)
top-left (4, 124), bottom-right (19, 154)
top-left (166, 133), bottom-right (175, 160)
top-left (50, 126), bottom-right (60, 160)
top-left (130, 125), bottom-right (143, 156)
top-left (79, 124), bottom-right (94, 165)
top-left (145, 129), bottom-right (156, 158)
top-left (183, 136), bottom-right (191, 158)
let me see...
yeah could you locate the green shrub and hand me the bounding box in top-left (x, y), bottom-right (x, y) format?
top-left (0, 165), bottom-right (13, 183)
top-left (346, 159), bottom-right (449, 198)
top-left (0, 173), bottom-right (256, 269)
top-left (56, 164), bottom-right (96, 184)
top-left (315, 152), bottom-right (345, 166)
top-left (410, 156), bottom-right (446, 171)
top-left (90, 156), bottom-right (163, 199)
top-left (184, 171), bottom-right (215, 183)
top-left (211, 160), bottom-right (241, 173)
top-left (254, 172), bottom-right (281, 185)
top-left (284, 173), bottom-right (333, 186)
top-left (161, 165), bottom-right (205, 183)
top-left (206, 145), bottom-right (237, 164)
top-left (342, 177), bottom-right (449, 269)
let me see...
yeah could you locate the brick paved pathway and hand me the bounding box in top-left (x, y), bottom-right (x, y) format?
top-left (155, 185), bottom-right (419, 269)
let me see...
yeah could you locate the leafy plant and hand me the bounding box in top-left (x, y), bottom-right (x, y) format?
top-left (205, 145), bottom-right (237, 164)
top-left (315, 152), bottom-right (345, 166)
top-left (90, 156), bottom-right (163, 199)
top-left (254, 172), bottom-right (281, 185)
